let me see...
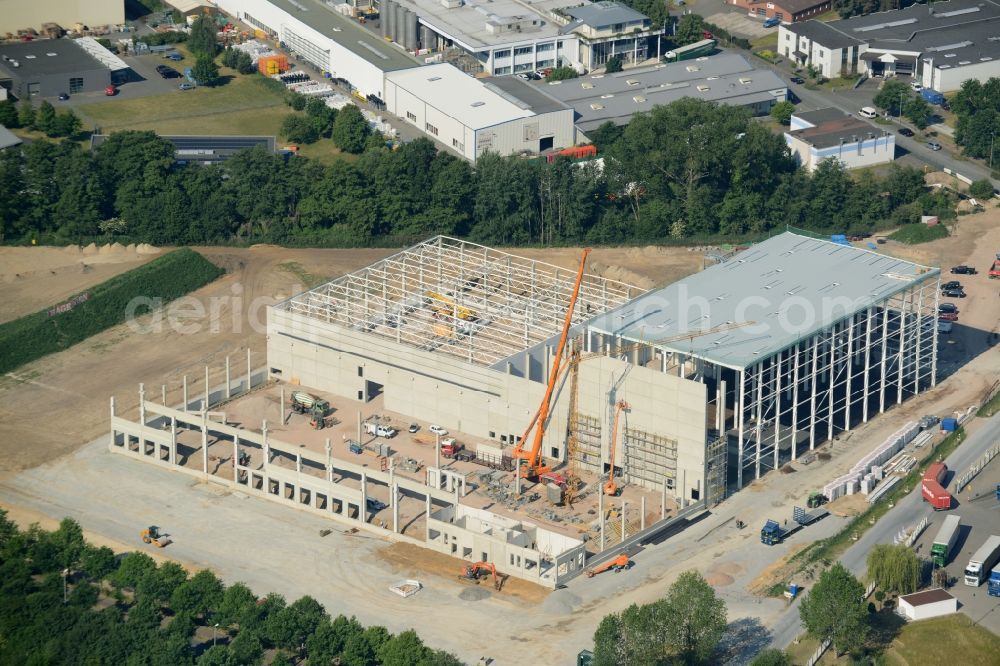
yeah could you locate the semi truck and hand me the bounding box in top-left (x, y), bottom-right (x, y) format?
top-left (921, 462), bottom-right (952, 510)
top-left (931, 514), bottom-right (962, 567)
top-left (664, 38), bottom-right (716, 62)
top-left (760, 505), bottom-right (829, 545)
top-left (964, 535), bottom-right (1000, 586)
top-left (989, 565), bottom-right (1000, 597)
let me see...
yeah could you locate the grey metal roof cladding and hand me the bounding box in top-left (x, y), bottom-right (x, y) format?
top-left (485, 76), bottom-right (572, 115)
top-left (0, 39), bottom-right (106, 77)
top-left (785, 20), bottom-right (862, 49)
top-left (792, 107), bottom-right (847, 126)
top-left (585, 232), bottom-right (939, 369)
top-left (564, 1), bottom-right (648, 28)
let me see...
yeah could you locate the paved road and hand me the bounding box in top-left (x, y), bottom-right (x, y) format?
top-left (768, 411), bottom-right (1000, 650)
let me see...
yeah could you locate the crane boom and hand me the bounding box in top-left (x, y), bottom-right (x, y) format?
top-left (513, 249), bottom-right (591, 478)
top-left (604, 400), bottom-right (629, 496)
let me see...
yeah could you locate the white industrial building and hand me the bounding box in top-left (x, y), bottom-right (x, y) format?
top-left (384, 63), bottom-right (575, 160)
top-left (0, 0), bottom-right (124, 35)
top-left (777, 0), bottom-right (1000, 91)
top-left (785, 108), bottom-right (896, 172)
top-left (213, 0), bottom-right (419, 97)
top-left (897, 588), bottom-right (958, 621)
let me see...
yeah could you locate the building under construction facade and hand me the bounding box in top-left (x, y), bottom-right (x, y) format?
top-left (267, 231), bottom-right (940, 505)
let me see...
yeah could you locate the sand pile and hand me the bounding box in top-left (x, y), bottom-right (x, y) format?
top-left (136, 243), bottom-right (160, 255)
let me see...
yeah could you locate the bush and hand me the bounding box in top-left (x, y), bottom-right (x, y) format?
top-left (969, 178), bottom-right (996, 200)
top-left (545, 66), bottom-right (578, 81)
top-left (605, 56), bottom-right (623, 73)
top-left (0, 248), bottom-right (223, 374)
top-left (888, 223), bottom-right (948, 244)
top-left (139, 31), bottom-right (187, 46)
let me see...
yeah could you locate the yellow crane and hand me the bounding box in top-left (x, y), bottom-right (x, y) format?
top-left (426, 291), bottom-right (477, 337)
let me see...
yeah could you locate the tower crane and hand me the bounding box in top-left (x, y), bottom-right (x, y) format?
top-left (513, 249), bottom-right (591, 481)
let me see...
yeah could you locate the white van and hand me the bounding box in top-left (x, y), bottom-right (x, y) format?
top-left (364, 421), bottom-right (397, 438)
top-left (859, 106), bottom-right (877, 119)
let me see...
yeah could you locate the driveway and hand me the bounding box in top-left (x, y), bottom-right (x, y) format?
top-left (705, 12), bottom-right (774, 39)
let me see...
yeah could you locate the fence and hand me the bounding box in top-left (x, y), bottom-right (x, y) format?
top-left (955, 443), bottom-right (1000, 493)
top-left (894, 515), bottom-right (929, 547)
top-left (806, 581), bottom-right (877, 665)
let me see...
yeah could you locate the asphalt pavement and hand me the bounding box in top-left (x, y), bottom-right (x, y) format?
top-left (767, 411), bottom-right (1000, 650)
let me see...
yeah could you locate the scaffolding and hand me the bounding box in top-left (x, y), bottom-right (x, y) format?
top-left (623, 427), bottom-right (677, 492)
top-left (279, 236), bottom-right (638, 368)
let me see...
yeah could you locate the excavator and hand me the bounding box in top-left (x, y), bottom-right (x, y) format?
top-left (603, 399), bottom-right (630, 496)
top-left (586, 553), bottom-right (631, 577)
top-left (140, 525), bottom-right (171, 548)
top-left (459, 562), bottom-right (505, 591)
top-left (513, 249), bottom-right (591, 481)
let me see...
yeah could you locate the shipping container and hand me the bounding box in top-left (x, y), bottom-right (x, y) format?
top-left (258, 54), bottom-right (289, 76)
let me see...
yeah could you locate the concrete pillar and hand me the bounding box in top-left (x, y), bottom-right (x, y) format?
top-left (515, 461), bottom-right (521, 495)
top-left (183, 375), bottom-right (188, 411)
top-left (621, 499), bottom-right (627, 543)
top-left (109, 396), bottom-right (116, 450)
top-left (232, 434), bottom-right (239, 487)
top-left (169, 416), bottom-right (177, 464)
top-left (392, 483), bottom-right (399, 533)
top-left (425, 495), bottom-right (432, 542)
top-left (599, 488), bottom-right (605, 552)
top-left (225, 355), bottom-right (231, 399)
top-left (280, 387), bottom-right (285, 425)
top-left (201, 411), bottom-right (209, 476)
top-left (161, 384), bottom-right (166, 406)
top-left (247, 348), bottom-right (252, 393)
top-left (640, 496), bottom-right (646, 531)
top-left (325, 439), bottom-right (333, 483)
top-left (716, 380), bottom-right (725, 432)
top-left (262, 420), bottom-right (270, 465)
top-left (681, 468), bottom-right (687, 508)
top-left (360, 472), bottom-right (368, 523)
top-left (138, 383), bottom-right (146, 427)
top-left (435, 432), bottom-right (440, 471)
top-left (661, 478), bottom-right (666, 520)
top-left (204, 365), bottom-right (210, 411)
top-left (389, 457), bottom-right (395, 503)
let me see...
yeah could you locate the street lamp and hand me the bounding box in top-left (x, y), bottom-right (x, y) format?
top-left (899, 91), bottom-right (905, 119)
top-left (213, 623), bottom-right (220, 646)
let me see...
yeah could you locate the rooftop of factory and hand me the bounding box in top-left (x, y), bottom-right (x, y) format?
top-left (586, 231), bottom-right (939, 370)
top-left (788, 115), bottom-right (890, 149)
top-left (277, 236), bottom-right (642, 367)
top-left (0, 38), bottom-right (106, 77)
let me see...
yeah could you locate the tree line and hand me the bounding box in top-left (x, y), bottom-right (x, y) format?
top-left (0, 98), bottom-right (953, 247)
top-left (951, 76), bottom-right (1000, 172)
top-left (0, 511), bottom-right (460, 665)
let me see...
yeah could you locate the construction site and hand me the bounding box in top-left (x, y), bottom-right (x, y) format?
top-left (104, 231), bottom-right (943, 590)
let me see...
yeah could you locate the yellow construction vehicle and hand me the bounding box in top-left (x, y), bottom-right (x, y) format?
top-left (140, 525), bottom-right (171, 548)
top-left (426, 291), bottom-right (478, 337)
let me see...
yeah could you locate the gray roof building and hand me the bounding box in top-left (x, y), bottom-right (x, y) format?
top-left (563, 1), bottom-right (649, 28)
top-left (0, 38), bottom-right (111, 99)
top-left (518, 53), bottom-right (787, 132)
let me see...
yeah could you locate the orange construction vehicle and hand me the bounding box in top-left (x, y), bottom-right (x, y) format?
top-left (460, 562), bottom-right (505, 590)
top-left (513, 249), bottom-right (590, 481)
top-left (603, 400), bottom-right (630, 496)
top-left (140, 525), bottom-right (171, 548)
top-left (586, 553), bottom-right (631, 577)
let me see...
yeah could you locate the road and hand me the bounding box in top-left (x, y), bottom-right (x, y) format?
top-left (767, 411), bottom-right (1000, 650)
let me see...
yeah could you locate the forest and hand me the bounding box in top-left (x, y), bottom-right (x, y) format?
top-left (0, 98), bottom-right (954, 248)
top-left (0, 511), bottom-right (460, 665)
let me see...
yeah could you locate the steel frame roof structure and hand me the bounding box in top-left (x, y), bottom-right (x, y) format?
top-left (279, 236), bottom-right (640, 367)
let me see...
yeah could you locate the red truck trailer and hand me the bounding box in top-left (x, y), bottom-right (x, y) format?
top-left (990, 255), bottom-right (1000, 279)
top-left (922, 462), bottom-right (952, 510)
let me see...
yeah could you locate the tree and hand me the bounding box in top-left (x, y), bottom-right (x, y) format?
top-left (799, 563), bottom-right (869, 655)
top-left (903, 95), bottom-right (933, 129)
top-left (605, 56), bottom-right (623, 73)
top-left (196, 645), bottom-right (235, 666)
top-left (79, 545), bottom-right (117, 580)
top-left (969, 178), bottom-right (996, 199)
top-left (332, 104), bottom-right (371, 154)
top-left (34, 100), bottom-right (56, 134)
top-left (217, 582), bottom-right (257, 626)
top-left (112, 552), bottom-right (157, 589)
top-left (170, 569), bottom-right (224, 619)
top-left (281, 114), bottom-right (319, 144)
top-left (545, 66), bottom-right (579, 81)
top-left (378, 629), bottom-right (428, 666)
top-left (137, 561), bottom-right (188, 603)
top-left (188, 15), bottom-right (220, 58)
top-left (52, 110), bottom-right (83, 138)
top-left (866, 543), bottom-right (921, 596)
top-left (17, 100), bottom-right (35, 129)
top-left (674, 14), bottom-right (706, 46)
top-left (192, 55), bottom-right (221, 87)
top-left (770, 100), bottom-right (796, 126)
top-left (663, 570), bottom-right (727, 664)
top-left (228, 630), bottom-right (263, 665)
top-left (0, 99), bottom-right (18, 127)
top-left (873, 80), bottom-right (911, 116)
top-left (49, 518), bottom-right (85, 568)
top-left (751, 648), bottom-right (792, 666)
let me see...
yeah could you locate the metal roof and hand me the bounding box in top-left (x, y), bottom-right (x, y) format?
top-left (0, 39), bottom-right (106, 78)
top-left (563, 2), bottom-right (649, 28)
top-left (586, 231), bottom-right (939, 370)
top-left (484, 76), bottom-right (571, 115)
top-left (0, 124), bottom-right (21, 150)
top-left (788, 115), bottom-right (890, 149)
top-left (74, 37), bottom-right (130, 71)
top-left (386, 63), bottom-right (537, 130)
top-left (389, 0), bottom-right (568, 50)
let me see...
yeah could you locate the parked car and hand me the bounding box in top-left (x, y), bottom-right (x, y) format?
top-left (927, 141), bottom-right (942, 151)
top-left (166, 52), bottom-right (184, 61)
top-left (408, 423), bottom-right (419, 433)
top-left (951, 265), bottom-right (977, 274)
top-left (859, 106), bottom-right (878, 119)
top-left (910, 81), bottom-right (923, 92)
top-left (940, 280), bottom-right (961, 291)
top-left (938, 312), bottom-right (958, 321)
top-left (942, 287), bottom-right (966, 298)
top-left (57, 92), bottom-right (69, 100)
top-left (919, 415), bottom-right (940, 429)
top-left (938, 303), bottom-right (958, 314)
top-left (429, 425), bottom-right (448, 436)
top-left (763, 17), bottom-right (781, 28)
top-left (938, 321), bottom-right (953, 334)
top-left (898, 127), bottom-right (914, 137)
top-left (178, 82), bottom-right (194, 90)
top-left (790, 76), bottom-right (805, 84)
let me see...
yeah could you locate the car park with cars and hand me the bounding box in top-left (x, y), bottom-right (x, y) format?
top-left (938, 303), bottom-right (958, 314)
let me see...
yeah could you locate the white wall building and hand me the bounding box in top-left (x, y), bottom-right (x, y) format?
top-left (897, 588), bottom-right (958, 621)
top-left (384, 63), bottom-right (575, 160)
top-left (0, 0), bottom-right (124, 34)
top-left (785, 108), bottom-right (895, 172)
top-left (777, 0), bottom-right (1000, 91)
top-left (213, 0), bottom-right (419, 97)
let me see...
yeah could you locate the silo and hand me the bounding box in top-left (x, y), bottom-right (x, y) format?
top-left (394, 4), bottom-right (406, 43)
top-left (420, 26), bottom-right (434, 51)
top-left (404, 10), bottom-right (418, 50)
top-left (384, 0), bottom-right (395, 40)
top-left (381, 0), bottom-right (392, 38)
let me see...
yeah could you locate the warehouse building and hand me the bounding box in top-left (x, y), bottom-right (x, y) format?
top-left (0, 38), bottom-right (111, 99)
top-left (520, 53), bottom-right (788, 134)
top-left (777, 0), bottom-right (1000, 91)
top-left (728, 0), bottom-right (832, 23)
top-left (785, 108), bottom-right (896, 172)
top-left (267, 231), bottom-right (938, 504)
top-left (384, 63), bottom-right (575, 160)
top-left (0, 0), bottom-right (124, 35)
top-left (213, 0), bottom-right (419, 97)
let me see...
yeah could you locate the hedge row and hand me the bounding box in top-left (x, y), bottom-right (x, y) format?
top-left (0, 248), bottom-right (223, 374)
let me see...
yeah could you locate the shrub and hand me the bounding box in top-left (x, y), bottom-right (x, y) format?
top-left (969, 178), bottom-right (996, 200)
top-left (0, 248), bottom-right (223, 374)
top-left (888, 222), bottom-right (948, 244)
top-left (545, 66), bottom-right (578, 81)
